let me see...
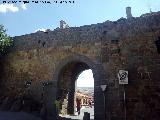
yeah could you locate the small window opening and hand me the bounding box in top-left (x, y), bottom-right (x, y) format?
top-left (42, 42), bottom-right (46, 47)
top-left (38, 40), bottom-right (41, 44)
top-left (111, 39), bottom-right (119, 44)
top-left (155, 36), bottom-right (160, 54)
top-left (103, 31), bottom-right (107, 35)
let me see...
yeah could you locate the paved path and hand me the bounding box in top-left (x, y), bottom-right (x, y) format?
top-left (61, 106), bottom-right (94, 120)
top-left (0, 111), bottom-right (41, 120)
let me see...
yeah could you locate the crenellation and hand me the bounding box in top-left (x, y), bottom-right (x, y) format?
top-left (12, 12), bottom-right (160, 51)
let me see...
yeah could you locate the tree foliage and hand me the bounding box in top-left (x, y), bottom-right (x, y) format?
top-left (0, 24), bottom-right (13, 55)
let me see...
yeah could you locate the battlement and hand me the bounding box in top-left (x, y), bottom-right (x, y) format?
top-left (12, 11), bottom-right (160, 52)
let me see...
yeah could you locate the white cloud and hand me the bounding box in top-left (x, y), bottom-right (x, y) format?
top-left (35, 28), bottom-right (47, 32)
top-left (21, 4), bottom-right (27, 10)
top-left (0, 4), bottom-right (19, 13)
top-left (77, 69), bottom-right (94, 87)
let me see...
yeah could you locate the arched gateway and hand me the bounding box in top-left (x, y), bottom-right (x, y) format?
top-left (52, 55), bottom-right (107, 120)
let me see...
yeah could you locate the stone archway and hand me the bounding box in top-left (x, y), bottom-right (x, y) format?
top-left (53, 55), bottom-right (108, 120)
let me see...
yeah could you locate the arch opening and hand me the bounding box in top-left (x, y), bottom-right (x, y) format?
top-left (75, 69), bottom-right (94, 118)
top-left (53, 55), bottom-right (107, 120)
top-left (56, 61), bottom-right (94, 119)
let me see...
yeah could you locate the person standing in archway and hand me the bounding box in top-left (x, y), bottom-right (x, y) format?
top-left (88, 98), bottom-right (92, 108)
top-left (76, 98), bottom-right (82, 115)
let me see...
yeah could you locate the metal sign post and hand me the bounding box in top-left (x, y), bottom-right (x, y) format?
top-left (123, 84), bottom-right (126, 120)
top-left (118, 70), bottom-right (128, 120)
top-left (100, 85), bottom-right (107, 120)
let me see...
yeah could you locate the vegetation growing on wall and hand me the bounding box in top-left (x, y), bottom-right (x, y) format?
top-left (0, 24), bottom-right (13, 56)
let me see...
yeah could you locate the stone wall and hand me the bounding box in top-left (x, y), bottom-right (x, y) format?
top-left (0, 11), bottom-right (160, 120)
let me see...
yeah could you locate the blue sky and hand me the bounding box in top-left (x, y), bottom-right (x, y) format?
top-left (0, 0), bottom-right (160, 36)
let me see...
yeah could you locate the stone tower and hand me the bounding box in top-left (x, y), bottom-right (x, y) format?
top-left (126, 7), bottom-right (132, 19)
top-left (60, 20), bottom-right (69, 29)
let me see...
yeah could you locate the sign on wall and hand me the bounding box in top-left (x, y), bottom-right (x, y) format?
top-left (118, 70), bottom-right (128, 84)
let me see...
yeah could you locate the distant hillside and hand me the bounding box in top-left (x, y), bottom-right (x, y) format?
top-left (76, 87), bottom-right (94, 97)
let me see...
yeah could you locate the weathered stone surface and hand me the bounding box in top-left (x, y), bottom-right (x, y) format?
top-left (0, 97), bottom-right (15, 111)
top-left (10, 99), bottom-right (22, 112)
top-left (0, 11), bottom-right (160, 120)
top-left (0, 96), bottom-right (5, 106)
top-left (40, 106), bottom-right (47, 120)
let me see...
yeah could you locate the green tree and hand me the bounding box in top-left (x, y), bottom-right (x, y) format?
top-left (0, 24), bottom-right (13, 55)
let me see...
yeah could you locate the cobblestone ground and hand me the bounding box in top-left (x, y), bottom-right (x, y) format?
top-left (60, 106), bottom-right (94, 120)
